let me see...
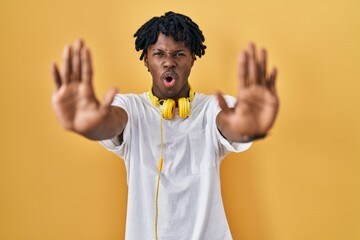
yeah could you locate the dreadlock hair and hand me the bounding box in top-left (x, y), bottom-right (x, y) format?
top-left (134, 11), bottom-right (207, 61)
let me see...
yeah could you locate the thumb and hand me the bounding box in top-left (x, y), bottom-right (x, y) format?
top-left (215, 91), bottom-right (230, 112)
top-left (101, 87), bottom-right (118, 109)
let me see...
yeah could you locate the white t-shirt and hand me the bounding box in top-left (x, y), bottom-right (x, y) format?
top-left (100, 92), bottom-right (252, 240)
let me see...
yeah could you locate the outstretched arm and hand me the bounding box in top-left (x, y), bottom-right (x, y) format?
top-left (216, 42), bottom-right (279, 142)
top-left (50, 39), bottom-right (128, 140)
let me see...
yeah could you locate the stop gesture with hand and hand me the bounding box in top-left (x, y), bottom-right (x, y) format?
top-left (216, 43), bottom-right (279, 142)
top-left (51, 39), bottom-right (123, 139)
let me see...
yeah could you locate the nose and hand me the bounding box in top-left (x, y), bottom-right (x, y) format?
top-left (163, 55), bottom-right (176, 69)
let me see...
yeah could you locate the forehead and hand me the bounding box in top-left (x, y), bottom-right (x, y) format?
top-left (148, 32), bottom-right (190, 52)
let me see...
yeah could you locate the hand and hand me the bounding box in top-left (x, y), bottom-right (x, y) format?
top-left (50, 39), bottom-right (117, 135)
top-left (216, 42), bottom-right (279, 142)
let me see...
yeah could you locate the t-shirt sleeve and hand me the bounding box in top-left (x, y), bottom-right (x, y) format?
top-left (99, 94), bottom-right (131, 159)
top-left (213, 95), bottom-right (252, 159)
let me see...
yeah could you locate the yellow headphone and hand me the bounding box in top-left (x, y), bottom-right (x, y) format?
top-left (148, 85), bottom-right (195, 119)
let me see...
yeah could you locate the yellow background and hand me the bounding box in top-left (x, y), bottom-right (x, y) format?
top-left (1, 0), bottom-right (359, 239)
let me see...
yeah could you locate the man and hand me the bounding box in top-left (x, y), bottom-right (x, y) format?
top-left (51, 11), bottom-right (278, 240)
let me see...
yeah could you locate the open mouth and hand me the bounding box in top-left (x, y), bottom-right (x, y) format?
top-left (162, 71), bottom-right (177, 87)
top-left (165, 76), bottom-right (173, 82)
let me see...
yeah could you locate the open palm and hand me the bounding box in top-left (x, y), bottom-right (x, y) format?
top-left (51, 39), bottom-right (116, 134)
top-left (217, 43), bottom-right (279, 141)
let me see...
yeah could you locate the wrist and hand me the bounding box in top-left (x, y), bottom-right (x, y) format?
top-left (236, 133), bottom-right (268, 143)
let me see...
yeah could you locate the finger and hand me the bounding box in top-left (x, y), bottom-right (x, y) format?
top-left (248, 42), bottom-right (258, 86)
top-left (61, 45), bottom-right (72, 84)
top-left (81, 47), bottom-right (93, 84)
top-left (101, 88), bottom-right (118, 110)
top-left (238, 51), bottom-right (248, 89)
top-left (72, 39), bottom-right (84, 81)
top-left (50, 62), bottom-right (62, 89)
top-left (268, 67), bottom-right (277, 92)
top-left (259, 48), bottom-right (267, 83)
top-left (215, 91), bottom-right (230, 112)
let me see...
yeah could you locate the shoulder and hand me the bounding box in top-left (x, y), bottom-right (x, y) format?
top-left (112, 92), bottom-right (150, 107)
top-left (192, 92), bottom-right (214, 105)
top-left (193, 92), bottom-right (236, 108)
top-left (113, 92), bottom-right (147, 101)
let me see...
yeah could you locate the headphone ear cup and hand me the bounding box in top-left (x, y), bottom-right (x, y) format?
top-left (161, 99), bottom-right (176, 120)
top-left (178, 97), bottom-right (191, 118)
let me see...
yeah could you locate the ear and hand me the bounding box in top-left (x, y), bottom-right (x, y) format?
top-left (144, 57), bottom-right (148, 68)
top-left (191, 54), bottom-right (196, 67)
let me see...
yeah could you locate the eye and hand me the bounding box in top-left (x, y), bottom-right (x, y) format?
top-left (154, 52), bottom-right (165, 56)
top-left (175, 52), bottom-right (185, 57)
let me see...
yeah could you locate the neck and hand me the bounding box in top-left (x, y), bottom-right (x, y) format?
top-left (148, 84), bottom-right (194, 106)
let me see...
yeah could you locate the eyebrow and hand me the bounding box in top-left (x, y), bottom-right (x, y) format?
top-left (152, 49), bottom-right (186, 53)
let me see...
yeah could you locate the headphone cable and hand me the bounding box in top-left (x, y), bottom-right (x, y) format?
top-left (154, 116), bottom-right (164, 240)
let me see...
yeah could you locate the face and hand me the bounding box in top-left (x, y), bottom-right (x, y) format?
top-left (144, 32), bottom-right (195, 101)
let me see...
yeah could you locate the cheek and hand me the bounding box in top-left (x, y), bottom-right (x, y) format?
top-left (182, 63), bottom-right (193, 75)
top-left (148, 61), bottom-right (162, 71)
top-left (148, 65), bottom-right (161, 78)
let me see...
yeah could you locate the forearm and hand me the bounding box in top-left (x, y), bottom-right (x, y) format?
top-left (78, 106), bottom-right (128, 141)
